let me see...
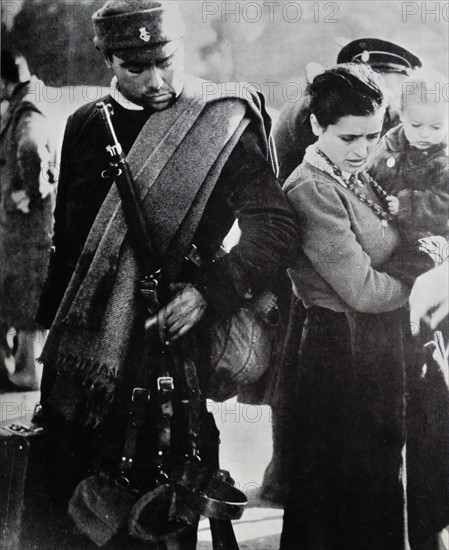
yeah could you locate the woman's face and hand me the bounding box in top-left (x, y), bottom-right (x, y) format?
top-left (312, 109), bottom-right (386, 173)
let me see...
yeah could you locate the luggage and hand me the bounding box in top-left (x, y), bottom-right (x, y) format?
top-left (0, 416), bottom-right (49, 550)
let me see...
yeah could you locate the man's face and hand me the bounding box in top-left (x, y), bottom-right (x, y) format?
top-left (380, 71), bottom-right (407, 113)
top-left (108, 41), bottom-right (185, 111)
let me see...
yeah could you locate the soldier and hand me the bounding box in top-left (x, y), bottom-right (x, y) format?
top-left (274, 38), bottom-right (422, 185)
top-left (36, 1), bottom-right (297, 547)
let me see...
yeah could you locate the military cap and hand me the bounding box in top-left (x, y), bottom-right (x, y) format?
top-left (92, 0), bottom-right (184, 54)
top-left (337, 38), bottom-right (422, 73)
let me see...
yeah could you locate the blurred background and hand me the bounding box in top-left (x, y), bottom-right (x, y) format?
top-left (2, 0), bottom-right (448, 115)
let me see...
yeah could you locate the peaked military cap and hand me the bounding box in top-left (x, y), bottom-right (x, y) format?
top-left (92, 0), bottom-right (184, 54)
top-left (337, 38), bottom-right (422, 73)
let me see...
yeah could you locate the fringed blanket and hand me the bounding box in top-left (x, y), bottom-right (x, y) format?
top-left (39, 75), bottom-right (270, 426)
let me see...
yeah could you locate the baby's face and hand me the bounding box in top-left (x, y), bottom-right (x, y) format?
top-left (401, 100), bottom-right (448, 150)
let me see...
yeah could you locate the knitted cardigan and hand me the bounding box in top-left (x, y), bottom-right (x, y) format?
top-left (284, 146), bottom-right (410, 314)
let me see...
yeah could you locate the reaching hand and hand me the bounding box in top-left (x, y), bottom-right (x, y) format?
top-left (409, 263), bottom-right (449, 333)
top-left (418, 236), bottom-right (447, 266)
top-left (157, 283), bottom-right (207, 342)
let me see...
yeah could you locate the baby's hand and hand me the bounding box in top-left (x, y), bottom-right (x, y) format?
top-left (386, 195), bottom-right (399, 215)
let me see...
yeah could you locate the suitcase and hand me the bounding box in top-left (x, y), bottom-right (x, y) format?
top-left (0, 415), bottom-right (49, 550)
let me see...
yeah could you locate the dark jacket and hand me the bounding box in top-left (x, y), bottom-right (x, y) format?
top-left (0, 78), bottom-right (56, 328)
top-left (36, 84), bottom-right (298, 513)
top-left (37, 91), bottom-right (298, 328)
top-left (272, 94), bottom-right (315, 185)
top-left (367, 124), bottom-right (449, 240)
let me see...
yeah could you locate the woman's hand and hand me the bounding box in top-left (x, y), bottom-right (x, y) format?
top-left (157, 283), bottom-right (207, 342)
top-left (386, 195), bottom-right (399, 215)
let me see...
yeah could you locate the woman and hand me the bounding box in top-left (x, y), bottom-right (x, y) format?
top-left (280, 64), bottom-right (449, 550)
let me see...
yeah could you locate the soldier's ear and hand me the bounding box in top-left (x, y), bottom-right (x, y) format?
top-left (105, 55), bottom-right (113, 70)
top-left (99, 49), bottom-right (113, 69)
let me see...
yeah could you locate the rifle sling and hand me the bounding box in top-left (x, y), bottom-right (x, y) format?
top-left (103, 102), bottom-right (240, 549)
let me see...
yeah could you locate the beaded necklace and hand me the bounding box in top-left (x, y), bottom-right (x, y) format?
top-left (315, 148), bottom-right (392, 229)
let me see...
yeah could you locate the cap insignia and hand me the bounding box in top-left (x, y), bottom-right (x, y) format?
top-left (139, 27), bottom-right (151, 42)
top-left (361, 50), bottom-right (370, 62)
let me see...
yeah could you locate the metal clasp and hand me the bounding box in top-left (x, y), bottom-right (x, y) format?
top-left (185, 244), bottom-right (203, 267)
top-left (132, 388), bottom-right (151, 402)
top-left (140, 270), bottom-right (162, 314)
top-left (157, 376), bottom-right (174, 393)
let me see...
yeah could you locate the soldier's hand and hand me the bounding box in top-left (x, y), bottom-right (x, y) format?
top-left (159, 283), bottom-right (207, 342)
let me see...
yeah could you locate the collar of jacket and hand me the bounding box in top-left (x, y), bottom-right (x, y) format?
top-left (303, 144), bottom-right (367, 188)
top-left (109, 76), bottom-right (144, 111)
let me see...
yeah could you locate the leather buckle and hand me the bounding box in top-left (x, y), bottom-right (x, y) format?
top-left (185, 244), bottom-right (203, 267)
top-left (132, 388), bottom-right (150, 402)
top-left (140, 270), bottom-right (162, 314)
top-left (157, 377), bottom-right (174, 393)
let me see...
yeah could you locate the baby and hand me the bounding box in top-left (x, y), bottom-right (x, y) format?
top-left (368, 68), bottom-right (448, 243)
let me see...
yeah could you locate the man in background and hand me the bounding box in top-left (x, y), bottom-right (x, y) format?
top-left (0, 50), bottom-right (56, 390)
top-left (273, 38), bottom-right (422, 184)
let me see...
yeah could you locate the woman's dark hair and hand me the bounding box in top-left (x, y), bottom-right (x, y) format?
top-left (309, 63), bottom-right (386, 129)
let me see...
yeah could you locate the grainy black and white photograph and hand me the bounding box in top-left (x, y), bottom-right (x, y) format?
top-left (1, 1), bottom-right (448, 548)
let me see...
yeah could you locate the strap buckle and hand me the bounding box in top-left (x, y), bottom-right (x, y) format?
top-left (140, 270), bottom-right (162, 314)
top-left (157, 377), bottom-right (174, 418)
top-left (157, 376), bottom-right (174, 393)
top-left (132, 387), bottom-right (151, 402)
top-left (185, 244), bottom-right (203, 267)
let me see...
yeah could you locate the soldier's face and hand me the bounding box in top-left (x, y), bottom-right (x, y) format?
top-left (108, 41), bottom-right (185, 111)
